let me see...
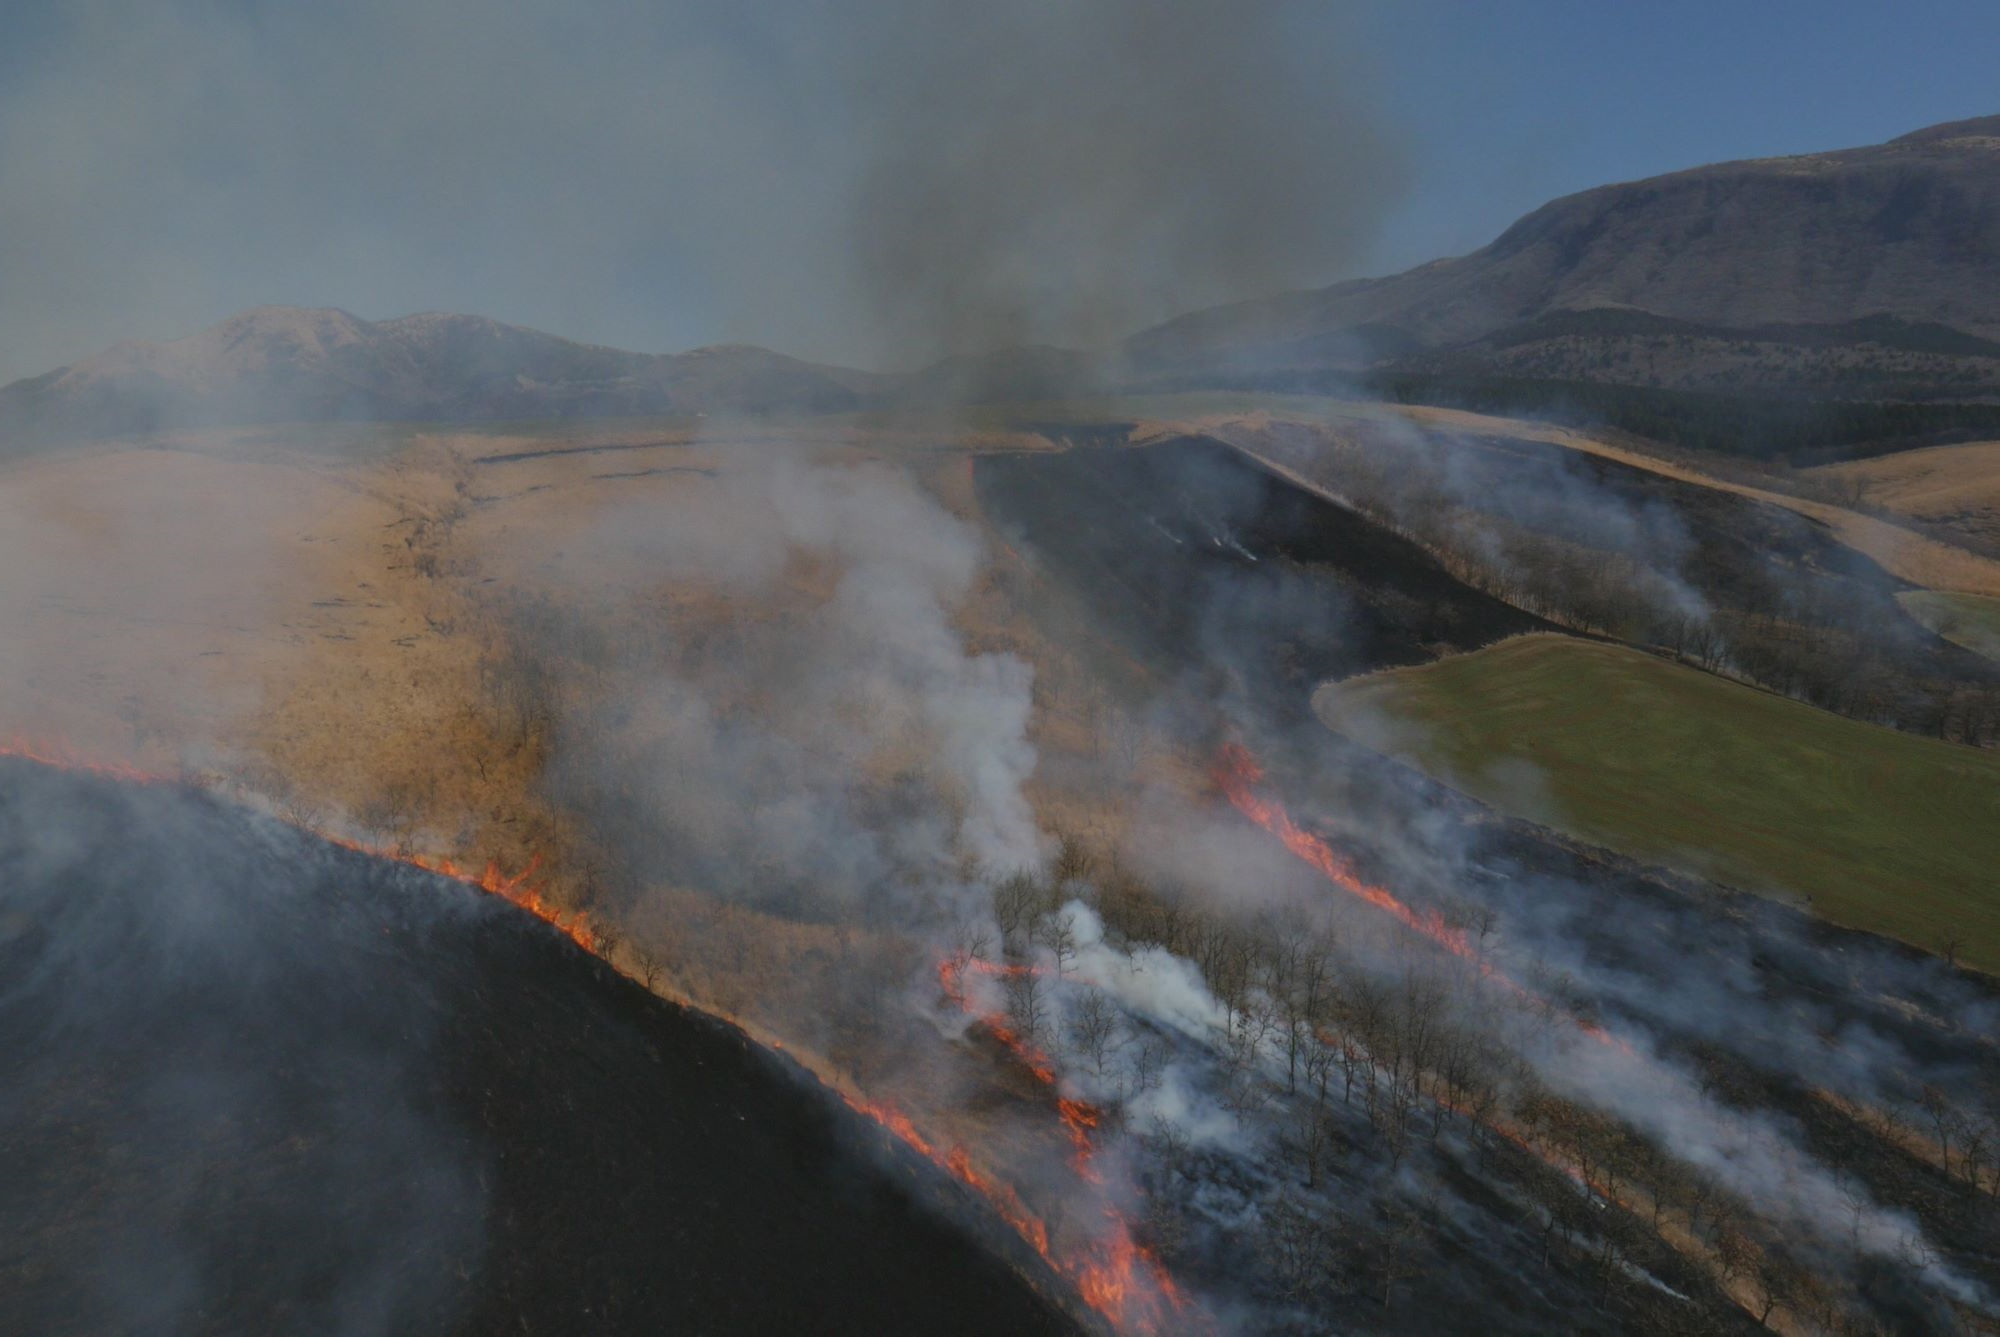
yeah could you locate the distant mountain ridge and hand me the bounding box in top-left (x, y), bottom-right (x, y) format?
top-left (5, 114), bottom-right (1998, 444)
top-left (0, 306), bottom-right (886, 443)
top-left (1126, 113), bottom-right (2000, 399)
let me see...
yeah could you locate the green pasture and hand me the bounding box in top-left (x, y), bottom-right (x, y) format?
top-left (1315, 635), bottom-right (2000, 972)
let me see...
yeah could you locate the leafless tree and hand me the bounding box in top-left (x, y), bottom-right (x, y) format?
top-left (632, 944), bottom-right (663, 991)
top-left (1039, 909), bottom-right (1079, 977)
top-left (1066, 989), bottom-right (1120, 1077)
top-left (1918, 1085), bottom-right (1958, 1178)
top-left (1124, 1037), bottom-right (1166, 1102)
top-left (1260, 1192), bottom-right (1333, 1304)
top-left (1004, 968), bottom-right (1049, 1046)
top-left (993, 871), bottom-right (1046, 952)
top-left (1369, 1202), bottom-right (1426, 1311)
top-left (1048, 829), bottom-right (1094, 886)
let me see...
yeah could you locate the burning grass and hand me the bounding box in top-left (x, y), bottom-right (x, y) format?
top-left (1316, 636), bottom-right (2000, 972)
top-left (0, 740), bottom-right (1183, 1331)
top-left (12, 418), bottom-right (1994, 1333)
top-left (0, 753), bottom-right (1080, 1337)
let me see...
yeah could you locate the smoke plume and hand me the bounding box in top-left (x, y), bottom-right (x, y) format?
top-left (0, 0), bottom-right (1402, 383)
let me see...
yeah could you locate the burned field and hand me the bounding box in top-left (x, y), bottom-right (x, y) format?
top-left (1238, 420), bottom-right (2000, 742)
top-left (3, 422), bottom-right (1992, 1335)
top-left (975, 434), bottom-right (1557, 708)
top-left (968, 432), bottom-right (2000, 1331)
top-left (0, 758), bottom-right (1079, 1337)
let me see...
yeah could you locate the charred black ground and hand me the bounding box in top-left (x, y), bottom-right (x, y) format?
top-left (0, 758), bottom-right (1079, 1336)
top-left (975, 435), bottom-right (1556, 709)
top-left (971, 433), bottom-right (1999, 1328)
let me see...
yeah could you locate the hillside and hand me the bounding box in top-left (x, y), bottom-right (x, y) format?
top-left (1129, 115), bottom-right (2000, 404)
top-left (0, 756), bottom-right (1078, 1336)
top-left (0, 306), bottom-right (884, 444)
top-left (1314, 636), bottom-right (2000, 969)
top-left (1813, 436), bottom-right (2000, 556)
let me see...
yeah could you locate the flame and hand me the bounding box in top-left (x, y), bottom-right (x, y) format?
top-left (927, 955), bottom-right (1199, 1332)
top-left (1058, 1097), bottom-right (1107, 1183)
top-left (1214, 741), bottom-right (1633, 1055)
top-left (841, 1087), bottom-right (1194, 1334)
top-left (1, 740), bottom-right (597, 953)
top-left (940, 957), bottom-right (1059, 1084)
top-left (322, 840), bottom-right (599, 954)
top-left (5, 739), bottom-right (1193, 1328)
top-left (1214, 742), bottom-right (1483, 959)
top-left (1, 737), bottom-right (177, 786)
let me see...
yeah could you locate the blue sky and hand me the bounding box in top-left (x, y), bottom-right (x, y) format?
top-left (1359, 1), bottom-right (2000, 272)
top-left (0, 0), bottom-right (1993, 378)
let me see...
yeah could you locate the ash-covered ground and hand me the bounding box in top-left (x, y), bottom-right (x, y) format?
top-left (0, 757), bottom-right (1079, 1336)
top-left (972, 434), bottom-right (1999, 1332)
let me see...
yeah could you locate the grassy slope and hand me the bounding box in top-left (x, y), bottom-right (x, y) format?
top-left (1897, 590), bottom-right (2000, 663)
top-left (1314, 636), bottom-right (2000, 971)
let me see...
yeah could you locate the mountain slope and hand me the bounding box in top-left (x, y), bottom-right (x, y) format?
top-left (1128, 114), bottom-right (2000, 396)
top-left (0, 306), bottom-right (884, 443)
top-left (0, 757), bottom-right (1078, 1335)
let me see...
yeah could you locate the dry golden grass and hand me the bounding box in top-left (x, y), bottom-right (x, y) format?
top-left (1157, 401), bottom-right (2000, 598)
top-left (0, 416), bottom-right (1167, 956)
top-left (1393, 407), bottom-right (2000, 596)
top-left (1811, 438), bottom-right (2000, 554)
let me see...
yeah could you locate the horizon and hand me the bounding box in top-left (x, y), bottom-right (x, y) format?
top-left (2, 2), bottom-right (1997, 383)
top-left (12, 93), bottom-right (1997, 390)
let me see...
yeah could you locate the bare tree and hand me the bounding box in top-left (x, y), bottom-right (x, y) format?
top-left (632, 943), bottom-right (663, 991)
top-left (1066, 989), bottom-right (1120, 1077)
top-left (1937, 932), bottom-right (1965, 970)
top-left (1039, 909), bottom-right (1079, 977)
top-left (1367, 1202), bottom-right (1426, 1311)
top-left (1124, 1037), bottom-right (1166, 1102)
top-left (1048, 829), bottom-right (1094, 886)
top-left (1260, 1192), bottom-right (1332, 1304)
top-left (1291, 1042), bottom-right (1340, 1189)
top-left (1004, 969), bottom-right (1049, 1046)
top-left (993, 871), bottom-right (1046, 952)
top-left (1918, 1085), bottom-right (1958, 1178)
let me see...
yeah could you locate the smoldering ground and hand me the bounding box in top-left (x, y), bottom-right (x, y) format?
top-left (0, 755), bottom-right (1082, 1337)
top-left (0, 760), bottom-right (485, 1334)
top-left (1219, 414), bottom-right (2000, 740)
top-left (960, 433), bottom-right (1999, 1327)
top-left (463, 427), bottom-right (1989, 1331)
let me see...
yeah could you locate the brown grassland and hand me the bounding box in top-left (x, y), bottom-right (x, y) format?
top-left (1811, 437), bottom-right (2000, 557)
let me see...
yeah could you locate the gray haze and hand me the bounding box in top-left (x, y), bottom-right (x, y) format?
top-left (0, 0), bottom-right (1402, 384)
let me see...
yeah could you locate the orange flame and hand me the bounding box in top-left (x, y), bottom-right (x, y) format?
top-left (1, 738), bottom-right (177, 787)
top-left (322, 840), bottom-right (600, 954)
top-left (939, 956), bottom-right (1060, 1084)
top-left (841, 1087), bottom-right (1194, 1334)
top-left (1214, 742), bottom-right (1484, 960)
top-left (7, 739), bottom-right (1195, 1327)
top-left (1214, 741), bottom-right (1632, 1055)
top-left (927, 955), bottom-right (1200, 1332)
top-left (1, 740), bottom-right (597, 954)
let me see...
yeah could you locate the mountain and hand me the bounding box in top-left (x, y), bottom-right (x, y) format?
top-left (0, 306), bottom-right (887, 443)
top-left (10, 114), bottom-right (1997, 442)
top-left (1128, 114), bottom-right (2000, 400)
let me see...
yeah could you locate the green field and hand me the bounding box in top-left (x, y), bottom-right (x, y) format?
top-left (1315, 635), bottom-right (2000, 972)
top-left (1898, 590), bottom-right (2000, 663)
